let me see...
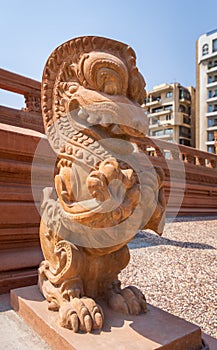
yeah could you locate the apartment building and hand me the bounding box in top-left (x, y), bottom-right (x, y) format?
top-left (144, 83), bottom-right (195, 147)
top-left (196, 29), bottom-right (217, 153)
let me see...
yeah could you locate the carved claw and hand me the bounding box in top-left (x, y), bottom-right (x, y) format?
top-left (108, 292), bottom-right (129, 314)
top-left (108, 286), bottom-right (147, 315)
top-left (59, 297), bottom-right (104, 333)
top-left (126, 285), bottom-right (147, 312)
top-left (59, 302), bottom-right (79, 332)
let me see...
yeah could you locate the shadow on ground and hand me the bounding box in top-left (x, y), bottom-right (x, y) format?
top-left (128, 231), bottom-right (216, 250)
top-left (0, 293), bottom-right (12, 312)
top-left (166, 216), bottom-right (217, 223)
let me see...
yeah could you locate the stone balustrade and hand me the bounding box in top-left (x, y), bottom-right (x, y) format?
top-left (132, 136), bottom-right (217, 169)
top-left (0, 68), bottom-right (44, 132)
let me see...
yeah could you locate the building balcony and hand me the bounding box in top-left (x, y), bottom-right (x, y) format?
top-left (145, 99), bottom-right (161, 107)
top-left (206, 140), bottom-right (215, 146)
top-left (200, 51), bottom-right (217, 63)
top-left (206, 81), bottom-right (217, 88)
top-left (179, 97), bottom-right (191, 105)
top-left (206, 110), bottom-right (217, 117)
top-left (152, 134), bottom-right (173, 140)
top-left (207, 65), bottom-right (217, 73)
top-left (148, 109), bottom-right (172, 118)
top-left (182, 117), bottom-right (191, 125)
top-left (207, 124), bottom-right (217, 131)
top-left (207, 96), bottom-right (217, 103)
top-left (149, 120), bottom-right (173, 129)
top-left (179, 135), bottom-right (191, 140)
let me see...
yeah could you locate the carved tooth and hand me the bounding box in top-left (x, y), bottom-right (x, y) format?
top-left (110, 125), bottom-right (123, 134)
top-left (87, 114), bottom-right (99, 124)
top-left (78, 108), bottom-right (89, 119)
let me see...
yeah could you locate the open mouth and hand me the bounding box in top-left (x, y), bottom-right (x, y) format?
top-left (68, 100), bottom-right (148, 138)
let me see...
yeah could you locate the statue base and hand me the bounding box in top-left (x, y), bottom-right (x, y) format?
top-left (11, 285), bottom-right (210, 350)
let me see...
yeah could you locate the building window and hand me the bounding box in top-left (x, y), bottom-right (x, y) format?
top-left (153, 129), bottom-right (164, 137)
top-left (166, 91), bottom-right (173, 98)
top-left (208, 90), bottom-right (217, 99)
top-left (166, 115), bottom-right (171, 121)
top-left (208, 104), bottom-right (213, 112)
top-left (151, 118), bottom-right (158, 125)
top-left (213, 39), bottom-right (217, 53)
top-left (151, 107), bottom-right (163, 113)
top-left (152, 95), bottom-right (161, 102)
top-left (207, 131), bottom-right (214, 141)
top-left (179, 139), bottom-right (191, 146)
top-left (207, 145), bottom-right (215, 153)
top-left (179, 88), bottom-right (191, 101)
top-left (208, 76), bottom-right (213, 84)
top-left (179, 126), bottom-right (191, 138)
top-left (202, 43), bottom-right (209, 55)
top-left (208, 61), bottom-right (213, 69)
top-left (164, 105), bottom-right (173, 111)
top-left (208, 118), bottom-right (217, 127)
top-left (165, 128), bottom-right (173, 135)
top-left (179, 104), bottom-right (186, 113)
top-left (183, 116), bottom-right (191, 124)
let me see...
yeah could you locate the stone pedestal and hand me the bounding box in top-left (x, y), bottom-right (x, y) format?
top-left (10, 285), bottom-right (210, 350)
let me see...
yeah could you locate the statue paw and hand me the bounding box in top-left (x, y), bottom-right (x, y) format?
top-left (108, 286), bottom-right (147, 315)
top-left (59, 297), bottom-right (104, 333)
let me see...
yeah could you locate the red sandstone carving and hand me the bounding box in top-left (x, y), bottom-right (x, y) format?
top-left (38, 36), bottom-right (166, 332)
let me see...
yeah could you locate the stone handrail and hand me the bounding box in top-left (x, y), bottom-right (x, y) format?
top-left (0, 68), bottom-right (41, 113)
top-left (0, 69), bottom-right (43, 132)
top-left (131, 136), bottom-right (217, 169)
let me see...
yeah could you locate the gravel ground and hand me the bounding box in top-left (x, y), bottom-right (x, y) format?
top-left (120, 217), bottom-right (217, 339)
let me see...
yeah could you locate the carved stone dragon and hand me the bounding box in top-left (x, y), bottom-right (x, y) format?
top-left (38, 36), bottom-right (166, 333)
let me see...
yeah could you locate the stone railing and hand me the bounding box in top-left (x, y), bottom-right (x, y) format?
top-left (131, 136), bottom-right (217, 216)
top-left (132, 136), bottom-right (217, 169)
top-left (0, 68), bottom-right (44, 132)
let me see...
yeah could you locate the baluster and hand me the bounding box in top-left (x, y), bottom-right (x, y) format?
top-left (196, 157), bottom-right (206, 166)
top-left (24, 94), bottom-right (41, 113)
top-left (209, 159), bottom-right (217, 168)
top-left (154, 147), bottom-right (163, 157)
top-left (185, 154), bottom-right (195, 164)
top-left (171, 150), bottom-right (180, 161)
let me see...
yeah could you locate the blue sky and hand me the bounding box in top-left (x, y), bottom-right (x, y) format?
top-left (1, 0), bottom-right (217, 108)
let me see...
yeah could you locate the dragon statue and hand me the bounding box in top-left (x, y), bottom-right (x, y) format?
top-left (38, 36), bottom-right (166, 333)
